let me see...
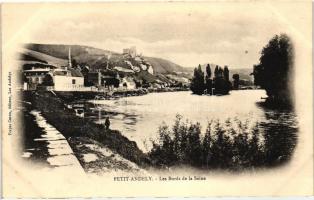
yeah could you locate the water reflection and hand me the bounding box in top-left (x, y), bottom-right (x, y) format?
top-left (257, 102), bottom-right (298, 166)
top-left (89, 90), bottom-right (298, 162)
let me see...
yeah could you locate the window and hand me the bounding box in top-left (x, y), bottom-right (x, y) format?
top-left (72, 79), bottom-right (76, 84)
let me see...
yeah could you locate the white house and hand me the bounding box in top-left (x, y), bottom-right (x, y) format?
top-left (119, 77), bottom-right (136, 90)
top-left (52, 68), bottom-right (84, 91)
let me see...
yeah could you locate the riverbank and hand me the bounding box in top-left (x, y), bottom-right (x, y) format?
top-left (24, 91), bottom-right (151, 170)
top-left (52, 87), bottom-right (189, 103)
top-left (68, 136), bottom-right (147, 175)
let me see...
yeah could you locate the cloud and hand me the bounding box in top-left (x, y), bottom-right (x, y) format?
top-left (27, 3), bottom-right (288, 68)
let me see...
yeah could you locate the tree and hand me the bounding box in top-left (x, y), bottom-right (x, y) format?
top-left (71, 59), bottom-right (78, 68)
top-left (232, 74), bottom-right (240, 90)
top-left (202, 122), bottom-right (212, 168)
top-left (214, 65), bottom-right (219, 78)
top-left (213, 77), bottom-right (231, 95)
top-left (213, 66), bottom-right (231, 95)
top-left (223, 66), bottom-right (229, 81)
top-left (186, 123), bottom-right (202, 166)
top-left (206, 64), bottom-right (211, 78)
top-left (253, 34), bottom-right (294, 106)
top-left (205, 64), bottom-right (212, 95)
top-left (190, 64), bottom-right (205, 95)
top-left (218, 67), bottom-right (223, 78)
top-left (42, 74), bottom-right (54, 86)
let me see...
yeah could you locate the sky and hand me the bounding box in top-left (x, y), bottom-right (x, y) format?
top-left (22, 2), bottom-right (296, 69)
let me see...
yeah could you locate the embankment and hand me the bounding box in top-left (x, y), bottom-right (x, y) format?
top-left (52, 87), bottom-right (189, 102)
top-left (24, 91), bottom-right (151, 168)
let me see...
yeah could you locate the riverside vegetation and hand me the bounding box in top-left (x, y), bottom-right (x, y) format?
top-left (149, 114), bottom-right (297, 170)
top-left (252, 34), bottom-right (294, 108)
top-left (190, 64), bottom-right (232, 95)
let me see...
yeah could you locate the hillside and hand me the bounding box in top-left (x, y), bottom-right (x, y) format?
top-left (23, 43), bottom-right (190, 76)
top-left (19, 48), bottom-right (68, 67)
top-left (143, 56), bottom-right (190, 74)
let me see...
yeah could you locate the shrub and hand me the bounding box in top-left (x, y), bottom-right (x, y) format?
top-left (149, 116), bottom-right (268, 170)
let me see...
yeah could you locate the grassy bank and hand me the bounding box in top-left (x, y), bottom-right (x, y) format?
top-left (68, 137), bottom-right (146, 174)
top-left (25, 91), bottom-right (150, 168)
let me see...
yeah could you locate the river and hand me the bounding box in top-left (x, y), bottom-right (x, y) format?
top-left (87, 90), bottom-right (298, 157)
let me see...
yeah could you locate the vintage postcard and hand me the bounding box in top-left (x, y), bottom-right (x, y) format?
top-left (1, 1), bottom-right (313, 198)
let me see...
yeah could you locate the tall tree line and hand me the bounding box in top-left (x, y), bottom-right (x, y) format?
top-left (191, 64), bottom-right (232, 95)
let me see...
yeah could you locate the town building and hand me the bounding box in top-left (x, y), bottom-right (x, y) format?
top-left (51, 68), bottom-right (84, 91)
top-left (119, 77), bottom-right (136, 90)
top-left (122, 46), bottom-right (136, 58)
top-left (23, 63), bottom-right (57, 90)
top-left (87, 71), bottom-right (102, 86)
top-left (23, 47), bottom-right (86, 91)
top-left (47, 47), bottom-right (85, 91)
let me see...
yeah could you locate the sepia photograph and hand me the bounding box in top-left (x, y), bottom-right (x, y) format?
top-left (1, 1), bottom-right (313, 197)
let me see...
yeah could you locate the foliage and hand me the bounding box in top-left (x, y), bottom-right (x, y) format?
top-left (232, 74), bottom-right (240, 90)
top-left (206, 64), bottom-right (212, 78)
top-left (190, 65), bottom-right (205, 94)
top-left (213, 76), bottom-right (232, 95)
top-left (71, 59), bottom-right (79, 68)
top-left (191, 64), bottom-right (231, 95)
top-left (253, 34), bottom-right (294, 106)
top-left (205, 64), bottom-right (213, 95)
top-left (104, 77), bottom-right (120, 88)
top-left (213, 65), bottom-right (232, 95)
top-left (42, 74), bottom-right (54, 86)
top-left (148, 115), bottom-right (286, 170)
top-left (223, 66), bottom-right (229, 81)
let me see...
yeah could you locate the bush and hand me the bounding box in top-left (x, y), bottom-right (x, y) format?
top-left (149, 116), bottom-right (268, 170)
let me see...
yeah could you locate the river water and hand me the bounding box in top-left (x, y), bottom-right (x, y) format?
top-left (88, 90), bottom-right (298, 157)
top-left (20, 90), bottom-right (298, 169)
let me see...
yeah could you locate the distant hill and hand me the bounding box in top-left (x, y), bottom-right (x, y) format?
top-left (19, 48), bottom-right (68, 67)
top-left (143, 56), bottom-right (190, 74)
top-left (23, 43), bottom-right (190, 75)
top-left (21, 43), bottom-right (194, 84)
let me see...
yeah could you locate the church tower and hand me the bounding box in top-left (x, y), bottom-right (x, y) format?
top-left (68, 47), bottom-right (72, 68)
